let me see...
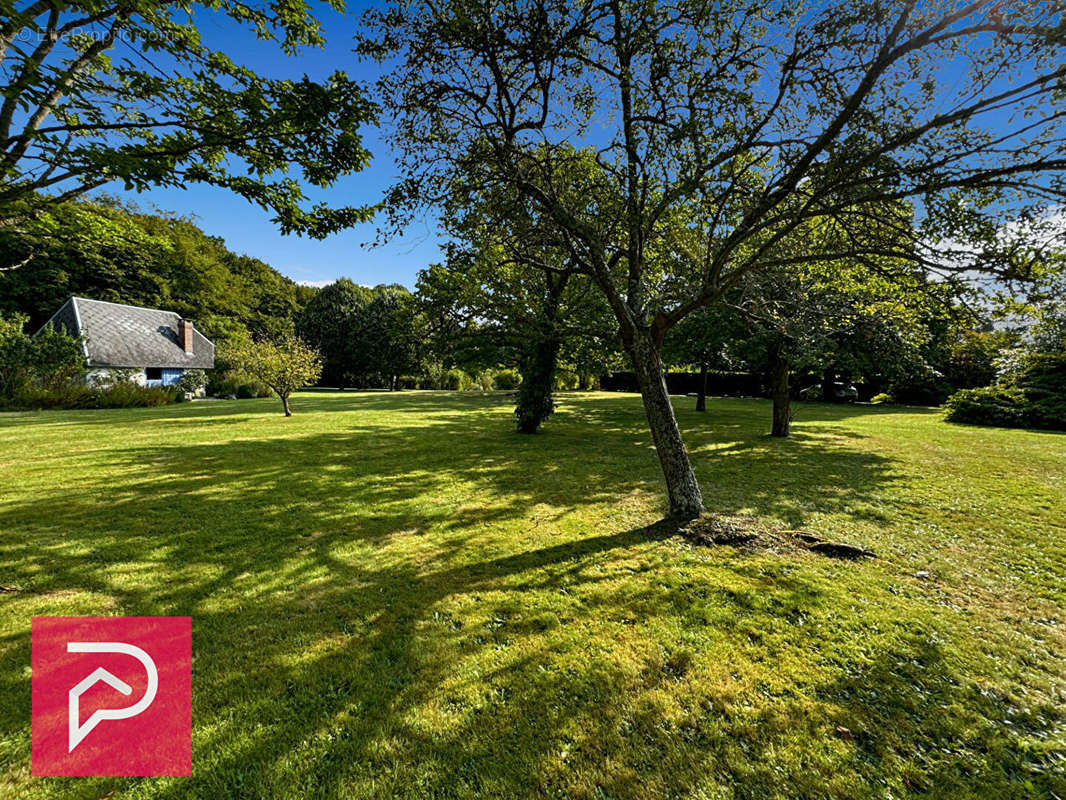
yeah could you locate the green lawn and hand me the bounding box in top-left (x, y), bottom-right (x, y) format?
top-left (1, 391), bottom-right (1064, 799)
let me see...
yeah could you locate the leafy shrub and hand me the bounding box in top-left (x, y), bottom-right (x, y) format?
top-left (94, 383), bottom-right (176, 408)
top-left (944, 386), bottom-right (1027, 427)
top-left (944, 354), bottom-right (1066, 431)
top-left (396, 375), bottom-right (420, 390)
top-left (889, 375), bottom-right (953, 406)
top-left (440, 368), bottom-right (473, 391)
top-left (421, 362), bottom-right (446, 389)
top-left (474, 370), bottom-right (495, 391)
top-left (869, 392), bottom-right (894, 404)
top-left (0, 314), bottom-right (84, 404)
top-left (10, 381), bottom-right (95, 410)
top-left (209, 372), bottom-right (269, 397)
top-left (207, 372), bottom-right (240, 397)
top-left (1013, 353), bottom-right (1066, 430)
top-left (494, 369), bottom-right (521, 390)
top-left (12, 378), bottom-right (177, 410)
top-left (175, 369), bottom-right (206, 396)
top-left (553, 370), bottom-right (578, 391)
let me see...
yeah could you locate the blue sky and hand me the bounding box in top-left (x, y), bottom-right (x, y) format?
top-left (111, 2), bottom-right (438, 290)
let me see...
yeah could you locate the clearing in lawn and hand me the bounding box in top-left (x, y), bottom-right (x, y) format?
top-left (0, 391), bottom-right (1064, 799)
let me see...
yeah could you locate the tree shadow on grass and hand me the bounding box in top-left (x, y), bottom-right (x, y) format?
top-left (1, 393), bottom-right (1056, 798)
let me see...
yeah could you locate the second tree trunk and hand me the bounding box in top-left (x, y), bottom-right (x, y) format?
top-left (695, 360), bottom-right (707, 412)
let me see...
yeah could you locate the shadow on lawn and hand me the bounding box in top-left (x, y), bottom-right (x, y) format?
top-left (0, 394), bottom-right (1056, 798)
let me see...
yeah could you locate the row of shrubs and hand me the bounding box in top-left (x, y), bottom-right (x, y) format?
top-left (944, 353), bottom-right (1066, 431)
top-left (401, 367), bottom-right (597, 392)
top-left (417, 367), bottom-right (523, 391)
top-left (3, 368), bottom-right (211, 411)
top-left (207, 373), bottom-right (274, 399)
top-left (10, 380), bottom-right (182, 410)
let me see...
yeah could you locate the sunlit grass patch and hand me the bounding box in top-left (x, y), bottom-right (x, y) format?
top-left (0, 392), bottom-right (1063, 799)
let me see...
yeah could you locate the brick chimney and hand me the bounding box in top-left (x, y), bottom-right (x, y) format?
top-left (178, 319), bottom-right (194, 354)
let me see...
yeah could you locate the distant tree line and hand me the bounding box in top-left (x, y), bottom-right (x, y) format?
top-left (3, 193), bottom-right (1055, 428)
top-left (0, 196), bottom-right (315, 341)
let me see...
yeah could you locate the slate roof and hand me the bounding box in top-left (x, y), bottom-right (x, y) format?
top-left (35, 297), bottom-right (215, 369)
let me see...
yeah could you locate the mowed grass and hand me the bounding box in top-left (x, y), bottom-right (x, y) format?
top-left (0, 391), bottom-right (1064, 799)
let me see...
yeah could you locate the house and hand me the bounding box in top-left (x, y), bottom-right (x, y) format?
top-left (35, 297), bottom-right (214, 391)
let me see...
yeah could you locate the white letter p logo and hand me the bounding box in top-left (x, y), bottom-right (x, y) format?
top-left (67, 642), bottom-right (158, 752)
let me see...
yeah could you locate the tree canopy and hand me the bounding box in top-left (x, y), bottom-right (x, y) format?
top-left (296, 280), bottom-right (424, 389)
top-left (0, 0), bottom-right (376, 235)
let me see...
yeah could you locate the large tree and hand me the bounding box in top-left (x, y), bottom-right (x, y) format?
top-left (297, 280), bottom-right (424, 389)
top-left (0, 0), bottom-right (375, 235)
top-left (730, 260), bottom-right (942, 436)
top-left (362, 0), bottom-right (1066, 517)
top-left (421, 162), bottom-right (616, 432)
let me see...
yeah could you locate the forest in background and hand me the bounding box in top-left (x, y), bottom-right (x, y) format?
top-left (0, 196), bottom-right (315, 341)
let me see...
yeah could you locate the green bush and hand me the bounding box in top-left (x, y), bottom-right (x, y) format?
top-left (474, 370), bottom-right (495, 391)
top-left (175, 369), bottom-right (207, 396)
top-left (10, 381), bottom-right (95, 410)
top-left (869, 392), bottom-right (894, 404)
top-left (421, 362), bottom-right (446, 389)
top-left (890, 375), bottom-right (954, 406)
top-left (9, 377), bottom-right (177, 410)
top-left (494, 369), bottom-right (521, 390)
top-left (94, 383), bottom-right (176, 408)
top-left (944, 354), bottom-right (1066, 431)
top-left (553, 370), bottom-right (578, 391)
top-left (236, 383), bottom-right (258, 399)
top-left (0, 314), bottom-right (84, 404)
top-left (207, 373), bottom-right (238, 397)
top-left (1014, 353), bottom-right (1066, 430)
top-left (440, 368), bottom-right (473, 391)
top-left (944, 386), bottom-right (1027, 427)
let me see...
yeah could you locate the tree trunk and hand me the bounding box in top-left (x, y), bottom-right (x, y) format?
top-left (821, 367), bottom-right (835, 402)
top-left (695, 360), bottom-right (707, 412)
top-left (770, 346), bottom-right (791, 437)
top-left (515, 333), bottom-right (561, 433)
top-left (281, 394), bottom-right (292, 416)
top-left (515, 272), bottom-right (569, 434)
top-left (629, 331), bottom-right (704, 518)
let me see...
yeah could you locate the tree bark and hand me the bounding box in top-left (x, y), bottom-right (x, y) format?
top-left (629, 331), bottom-right (704, 518)
top-left (515, 272), bottom-right (569, 434)
top-left (515, 333), bottom-right (560, 433)
top-left (821, 367), bottom-right (835, 402)
top-left (281, 394), bottom-right (291, 416)
top-left (770, 345), bottom-right (791, 437)
top-left (695, 360), bottom-right (707, 412)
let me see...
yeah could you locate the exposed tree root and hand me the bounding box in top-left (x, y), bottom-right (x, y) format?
top-left (676, 513), bottom-right (876, 560)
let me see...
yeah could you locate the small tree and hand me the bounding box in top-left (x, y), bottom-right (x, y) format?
top-left (226, 336), bottom-right (322, 416)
